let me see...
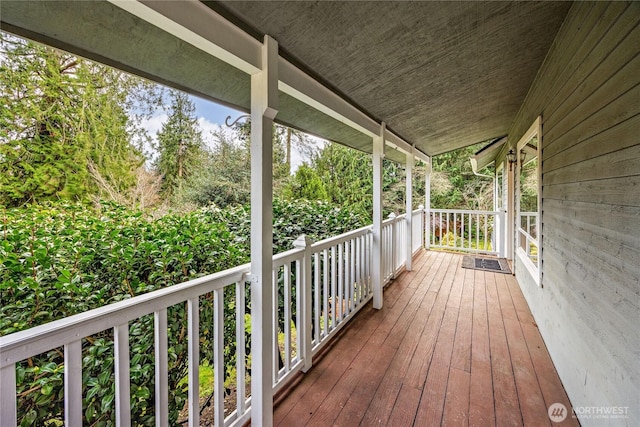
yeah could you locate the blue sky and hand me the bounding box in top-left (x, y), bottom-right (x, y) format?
top-left (190, 96), bottom-right (242, 127)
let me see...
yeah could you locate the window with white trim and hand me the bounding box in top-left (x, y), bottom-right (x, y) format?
top-left (516, 117), bottom-right (541, 284)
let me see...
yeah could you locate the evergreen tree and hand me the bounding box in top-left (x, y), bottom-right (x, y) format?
top-left (181, 123), bottom-right (297, 208)
top-left (311, 142), bottom-right (426, 220)
top-left (282, 163), bottom-right (328, 201)
top-left (0, 33), bottom-right (146, 207)
top-left (154, 91), bottom-right (205, 195)
top-left (313, 143), bottom-right (373, 217)
top-left (182, 127), bottom-right (252, 207)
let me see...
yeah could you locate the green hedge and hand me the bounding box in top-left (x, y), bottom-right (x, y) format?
top-left (0, 200), bottom-right (365, 426)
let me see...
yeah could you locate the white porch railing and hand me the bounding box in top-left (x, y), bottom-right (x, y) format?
top-left (0, 262), bottom-right (254, 427)
top-left (427, 209), bottom-right (503, 256)
top-left (382, 213), bottom-right (405, 282)
top-left (412, 207), bottom-right (424, 255)
top-left (0, 224), bottom-right (380, 427)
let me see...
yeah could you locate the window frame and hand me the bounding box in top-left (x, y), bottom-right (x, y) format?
top-left (515, 116), bottom-right (542, 286)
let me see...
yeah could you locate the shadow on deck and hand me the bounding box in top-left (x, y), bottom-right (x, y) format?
top-left (273, 250), bottom-right (577, 426)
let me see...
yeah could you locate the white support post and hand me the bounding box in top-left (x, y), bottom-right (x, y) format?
top-left (405, 149), bottom-right (414, 271)
top-left (425, 158), bottom-right (432, 250)
top-left (250, 35), bottom-right (278, 427)
top-left (507, 156), bottom-right (515, 260)
top-left (418, 205), bottom-right (425, 249)
top-left (293, 235), bottom-right (313, 372)
top-left (372, 124), bottom-right (385, 309)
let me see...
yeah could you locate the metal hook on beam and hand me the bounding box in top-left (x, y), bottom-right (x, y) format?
top-left (225, 114), bottom-right (250, 128)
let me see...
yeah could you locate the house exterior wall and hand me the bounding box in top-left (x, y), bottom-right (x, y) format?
top-left (507, 2), bottom-right (640, 425)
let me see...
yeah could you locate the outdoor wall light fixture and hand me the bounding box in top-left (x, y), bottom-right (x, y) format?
top-left (507, 149), bottom-right (517, 171)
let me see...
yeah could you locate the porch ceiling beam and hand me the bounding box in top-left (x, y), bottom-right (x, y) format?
top-left (279, 60), bottom-right (429, 162)
top-left (109, 0), bottom-right (429, 163)
top-left (385, 133), bottom-right (429, 163)
top-left (278, 61), bottom-right (377, 139)
top-left (108, 0), bottom-right (262, 74)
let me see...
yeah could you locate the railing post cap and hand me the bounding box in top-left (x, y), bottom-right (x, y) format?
top-left (388, 212), bottom-right (396, 219)
top-left (293, 234), bottom-right (313, 248)
top-left (418, 205), bottom-right (424, 210)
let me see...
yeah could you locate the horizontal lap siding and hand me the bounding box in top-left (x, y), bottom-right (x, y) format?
top-left (508, 2), bottom-right (640, 426)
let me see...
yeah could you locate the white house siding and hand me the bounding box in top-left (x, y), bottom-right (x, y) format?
top-left (508, 2), bottom-right (640, 426)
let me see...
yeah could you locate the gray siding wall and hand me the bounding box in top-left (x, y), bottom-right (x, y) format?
top-left (507, 2), bottom-right (640, 425)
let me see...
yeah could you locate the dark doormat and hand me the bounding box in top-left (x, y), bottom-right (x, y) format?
top-left (462, 256), bottom-right (511, 274)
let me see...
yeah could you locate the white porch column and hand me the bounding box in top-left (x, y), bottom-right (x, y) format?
top-left (405, 149), bottom-right (414, 271)
top-left (425, 158), bottom-right (432, 250)
top-left (250, 35), bottom-right (278, 427)
top-left (372, 123), bottom-right (385, 309)
top-left (507, 155), bottom-right (515, 260)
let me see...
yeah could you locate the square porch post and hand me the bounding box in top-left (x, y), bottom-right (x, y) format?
top-left (250, 35), bottom-right (278, 427)
top-left (425, 158), bottom-right (431, 250)
top-left (372, 124), bottom-right (385, 309)
top-left (507, 152), bottom-right (515, 260)
top-left (405, 148), bottom-right (414, 271)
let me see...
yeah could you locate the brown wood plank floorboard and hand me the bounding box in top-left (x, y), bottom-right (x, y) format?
top-left (469, 270), bottom-right (495, 427)
top-left (273, 251), bottom-right (578, 427)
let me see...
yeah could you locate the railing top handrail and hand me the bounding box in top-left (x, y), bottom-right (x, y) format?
top-left (382, 214), bottom-right (405, 227)
top-left (272, 247), bottom-right (305, 268)
top-left (429, 208), bottom-right (500, 215)
top-left (0, 263), bottom-right (250, 367)
top-left (310, 225), bottom-right (372, 252)
top-left (519, 212), bottom-right (539, 216)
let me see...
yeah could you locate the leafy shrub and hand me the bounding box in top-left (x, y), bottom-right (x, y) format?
top-left (1, 202), bottom-right (245, 425)
top-left (1, 199), bottom-right (365, 426)
top-left (204, 198), bottom-right (366, 254)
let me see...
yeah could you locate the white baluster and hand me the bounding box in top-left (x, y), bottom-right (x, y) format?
top-left (214, 289), bottom-right (225, 427)
top-left (284, 263), bottom-right (291, 371)
top-left (187, 299), bottom-right (199, 427)
top-left (1, 364), bottom-right (17, 426)
top-left (114, 323), bottom-right (131, 427)
top-left (64, 340), bottom-right (82, 426)
top-left (235, 282), bottom-right (246, 413)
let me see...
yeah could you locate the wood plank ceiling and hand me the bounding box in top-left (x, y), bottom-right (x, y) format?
top-left (210, 1), bottom-right (571, 156)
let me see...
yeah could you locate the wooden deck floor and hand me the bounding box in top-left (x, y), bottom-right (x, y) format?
top-left (273, 250), bottom-right (578, 426)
